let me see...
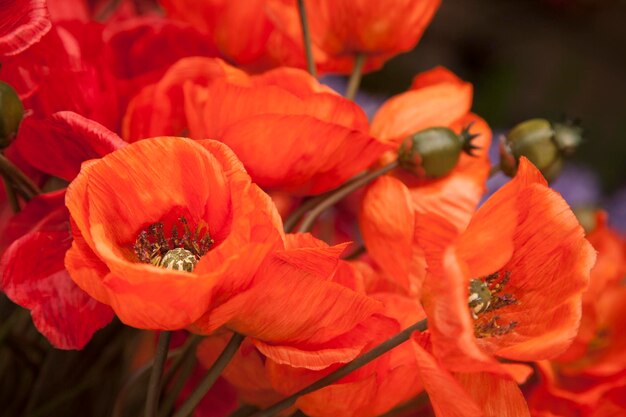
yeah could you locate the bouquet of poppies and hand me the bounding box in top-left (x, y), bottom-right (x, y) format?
top-left (1, 1), bottom-right (624, 416)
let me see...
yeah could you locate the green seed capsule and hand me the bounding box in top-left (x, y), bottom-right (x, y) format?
top-left (399, 125), bottom-right (480, 178)
top-left (501, 118), bottom-right (583, 181)
top-left (506, 119), bottom-right (559, 173)
top-left (0, 81), bottom-right (24, 149)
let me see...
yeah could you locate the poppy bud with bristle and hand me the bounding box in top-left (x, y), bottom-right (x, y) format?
top-left (500, 118), bottom-right (583, 181)
top-left (398, 124), bottom-right (480, 178)
top-left (0, 81), bottom-right (24, 149)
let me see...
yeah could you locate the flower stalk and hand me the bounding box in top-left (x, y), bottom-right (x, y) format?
top-left (297, 160), bottom-right (399, 233)
top-left (172, 332), bottom-right (245, 417)
top-left (297, 0), bottom-right (317, 77)
top-left (345, 53), bottom-right (366, 100)
top-left (145, 331), bottom-right (172, 417)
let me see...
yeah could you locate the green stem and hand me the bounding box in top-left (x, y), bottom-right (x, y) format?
top-left (250, 319), bottom-right (428, 417)
top-left (297, 160), bottom-right (399, 233)
top-left (145, 331), bottom-right (172, 417)
top-left (345, 53), bottom-right (366, 101)
top-left (0, 153), bottom-right (41, 200)
top-left (283, 196), bottom-right (323, 232)
top-left (297, 0), bottom-right (317, 77)
top-left (172, 333), bottom-right (245, 417)
top-left (158, 338), bottom-right (202, 417)
top-left (112, 349), bottom-right (184, 417)
top-left (1, 174), bottom-right (19, 212)
top-left (161, 335), bottom-right (203, 389)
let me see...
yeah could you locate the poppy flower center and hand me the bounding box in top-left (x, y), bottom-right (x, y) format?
top-left (133, 216), bottom-right (213, 272)
top-left (468, 271), bottom-right (518, 338)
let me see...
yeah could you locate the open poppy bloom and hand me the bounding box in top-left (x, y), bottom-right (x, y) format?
top-left (125, 57), bottom-right (390, 195)
top-left (64, 137), bottom-right (284, 329)
top-left (65, 138), bottom-right (380, 336)
top-left (359, 67), bottom-right (491, 295)
top-left (417, 158), bottom-right (596, 374)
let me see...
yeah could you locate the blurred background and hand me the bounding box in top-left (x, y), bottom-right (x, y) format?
top-left (359, 0), bottom-right (626, 226)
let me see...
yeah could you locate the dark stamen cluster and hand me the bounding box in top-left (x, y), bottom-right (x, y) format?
top-left (473, 271), bottom-right (519, 339)
top-left (133, 217), bottom-right (213, 266)
top-left (475, 316), bottom-right (518, 338)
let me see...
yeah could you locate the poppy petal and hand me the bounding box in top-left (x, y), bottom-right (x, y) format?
top-left (0, 0), bottom-right (51, 57)
top-left (1, 231), bottom-right (114, 349)
top-left (14, 112), bottom-right (126, 181)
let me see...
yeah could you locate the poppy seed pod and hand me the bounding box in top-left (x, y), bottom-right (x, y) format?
top-left (500, 118), bottom-right (583, 180)
top-left (398, 124), bottom-right (480, 178)
top-left (0, 81), bottom-right (24, 149)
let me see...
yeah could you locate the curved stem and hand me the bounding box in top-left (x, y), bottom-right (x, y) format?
top-left (159, 349), bottom-right (196, 417)
top-left (297, 0), bottom-right (317, 77)
top-left (161, 335), bottom-right (203, 389)
top-left (112, 348), bottom-right (185, 417)
top-left (297, 160), bottom-right (399, 233)
top-left (1, 174), bottom-right (19, 212)
top-left (345, 53), bottom-right (366, 101)
top-left (145, 331), bottom-right (172, 417)
top-left (283, 196), bottom-right (323, 232)
top-left (0, 153), bottom-right (41, 200)
top-left (172, 332), bottom-right (245, 417)
top-left (251, 319), bottom-right (428, 417)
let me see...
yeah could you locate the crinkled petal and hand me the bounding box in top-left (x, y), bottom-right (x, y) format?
top-left (1, 230), bottom-right (113, 349)
top-left (14, 112), bottom-right (126, 181)
top-left (0, 0), bottom-right (51, 57)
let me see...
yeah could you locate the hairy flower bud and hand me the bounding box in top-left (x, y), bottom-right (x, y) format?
top-left (398, 124), bottom-right (480, 178)
top-left (500, 118), bottom-right (583, 180)
top-left (0, 81), bottom-right (24, 149)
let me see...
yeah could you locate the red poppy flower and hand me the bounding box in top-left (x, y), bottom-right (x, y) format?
top-left (0, 112), bottom-right (125, 349)
top-left (65, 138), bottom-right (380, 336)
top-left (1, 15), bottom-right (217, 133)
top-left (265, 0), bottom-right (441, 74)
top-left (64, 137), bottom-right (282, 329)
top-left (418, 158), bottom-right (596, 374)
top-left (125, 57), bottom-right (390, 195)
top-left (0, 190), bottom-right (114, 349)
top-left (359, 67), bottom-right (491, 295)
top-left (0, 0), bottom-right (51, 58)
top-left (123, 57), bottom-right (246, 140)
top-left (160, 0), bottom-right (277, 70)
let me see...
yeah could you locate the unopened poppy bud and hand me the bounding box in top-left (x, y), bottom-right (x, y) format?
top-left (500, 118), bottom-right (583, 180)
top-left (0, 81), bottom-right (24, 149)
top-left (398, 124), bottom-right (480, 178)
